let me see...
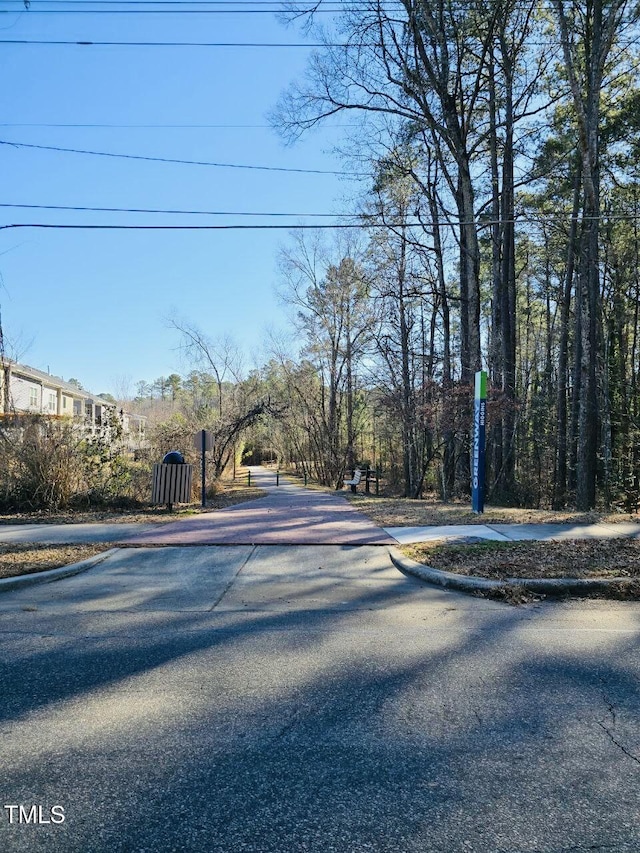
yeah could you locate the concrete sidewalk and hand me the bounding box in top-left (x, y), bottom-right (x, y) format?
top-left (0, 522), bottom-right (159, 545)
top-left (386, 521), bottom-right (640, 544)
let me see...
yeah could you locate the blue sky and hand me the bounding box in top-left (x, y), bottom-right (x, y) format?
top-left (0, 1), bottom-right (360, 395)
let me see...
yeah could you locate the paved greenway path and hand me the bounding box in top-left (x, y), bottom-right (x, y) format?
top-left (1, 541), bottom-right (640, 852)
top-left (127, 466), bottom-right (396, 546)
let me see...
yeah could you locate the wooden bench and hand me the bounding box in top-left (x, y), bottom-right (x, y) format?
top-left (343, 468), bottom-right (363, 493)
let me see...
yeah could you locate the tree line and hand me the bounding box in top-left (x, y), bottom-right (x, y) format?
top-left (52, 0), bottom-right (640, 511)
top-left (253, 0), bottom-right (640, 510)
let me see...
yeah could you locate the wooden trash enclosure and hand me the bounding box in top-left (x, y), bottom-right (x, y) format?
top-left (152, 463), bottom-right (193, 507)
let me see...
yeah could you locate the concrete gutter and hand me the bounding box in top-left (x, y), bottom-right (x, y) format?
top-left (389, 546), bottom-right (635, 596)
top-left (0, 547), bottom-right (118, 594)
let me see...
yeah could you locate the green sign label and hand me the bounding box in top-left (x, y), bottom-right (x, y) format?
top-left (472, 370), bottom-right (487, 513)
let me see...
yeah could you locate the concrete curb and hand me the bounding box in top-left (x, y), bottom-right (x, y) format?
top-left (0, 547), bottom-right (119, 594)
top-left (389, 546), bottom-right (636, 597)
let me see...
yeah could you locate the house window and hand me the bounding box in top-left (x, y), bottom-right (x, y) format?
top-left (29, 387), bottom-right (38, 408)
top-left (48, 393), bottom-right (56, 413)
top-left (63, 397), bottom-right (67, 410)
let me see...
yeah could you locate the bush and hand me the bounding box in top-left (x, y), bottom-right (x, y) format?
top-left (0, 415), bottom-right (153, 512)
top-left (12, 419), bottom-right (84, 510)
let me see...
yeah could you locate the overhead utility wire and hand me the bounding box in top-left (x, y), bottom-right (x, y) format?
top-left (0, 215), bottom-right (635, 232)
top-left (0, 0), bottom-right (581, 7)
top-left (0, 202), bottom-right (363, 216)
top-left (0, 38), bottom-right (343, 45)
top-left (0, 123), bottom-right (264, 127)
top-left (0, 37), bottom-right (626, 47)
top-left (0, 0), bottom-right (569, 5)
top-left (0, 1), bottom-right (403, 5)
top-left (0, 6), bottom-right (379, 11)
top-left (0, 1), bottom-right (403, 9)
top-left (0, 223), bottom-right (378, 230)
top-left (0, 139), bottom-right (368, 177)
top-left (0, 122), bottom-right (358, 128)
top-left (1, 0), bottom-right (400, 4)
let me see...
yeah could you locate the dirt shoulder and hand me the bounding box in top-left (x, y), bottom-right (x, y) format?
top-left (402, 539), bottom-right (640, 581)
top-left (349, 495), bottom-right (640, 528)
top-left (0, 483), bottom-right (267, 580)
top-left (0, 485), bottom-right (266, 526)
top-left (0, 543), bottom-right (109, 580)
top-left (398, 539), bottom-right (640, 603)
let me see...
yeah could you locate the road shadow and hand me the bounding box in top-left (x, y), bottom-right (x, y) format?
top-left (1, 545), bottom-right (640, 852)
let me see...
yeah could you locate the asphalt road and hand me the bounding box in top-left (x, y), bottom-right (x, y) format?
top-left (1, 545), bottom-right (639, 853)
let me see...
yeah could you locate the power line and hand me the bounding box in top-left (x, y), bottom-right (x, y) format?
top-left (0, 38), bottom-right (344, 46)
top-left (0, 122), bottom-right (355, 128)
top-left (0, 123), bottom-right (278, 129)
top-left (1, 35), bottom-right (637, 48)
top-left (0, 0), bottom-right (562, 5)
top-left (0, 0), bottom-right (592, 8)
top-left (2, 0), bottom-right (394, 4)
top-left (0, 0), bottom-right (403, 9)
top-left (0, 139), bottom-right (368, 176)
top-left (0, 202), bottom-right (363, 216)
top-left (0, 223), bottom-right (374, 230)
top-left (2, 214), bottom-right (640, 232)
top-left (0, 123), bottom-right (274, 128)
top-left (0, 6), bottom-right (376, 11)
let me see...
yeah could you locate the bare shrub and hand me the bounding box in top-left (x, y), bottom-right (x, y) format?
top-left (12, 417), bottom-right (85, 511)
top-left (0, 414), bottom-right (153, 512)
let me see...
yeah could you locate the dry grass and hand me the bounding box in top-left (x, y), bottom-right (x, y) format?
top-left (349, 495), bottom-right (640, 528)
top-left (280, 474), bottom-right (335, 493)
top-left (402, 539), bottom-right (640, 580)
top-left (0, 483), bottom-right (266, 526)
top-left (208, 485), bottom-right (266, 510)
top-left (0, 543), bottom-right (108, 579)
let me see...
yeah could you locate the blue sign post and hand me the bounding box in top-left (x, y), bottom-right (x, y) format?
top-left (472, 370), bottom-right (487, 514)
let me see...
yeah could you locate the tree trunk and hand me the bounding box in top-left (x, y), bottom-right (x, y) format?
top-left (554, 160), bottom-right (581, 508)
top-left (552, 0), bottom-right (623, 508)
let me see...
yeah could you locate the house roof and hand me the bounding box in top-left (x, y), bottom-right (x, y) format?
top-left (3, 359), bottom-right (110, 405)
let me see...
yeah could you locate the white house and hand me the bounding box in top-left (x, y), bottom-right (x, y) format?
top-left (118, 409), bottom-right (148, 453)
top-left (0, 360), bottom-right (147, 450)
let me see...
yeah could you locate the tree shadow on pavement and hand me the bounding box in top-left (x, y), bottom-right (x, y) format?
top-left (1, 546), bottom-right (640, 853)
